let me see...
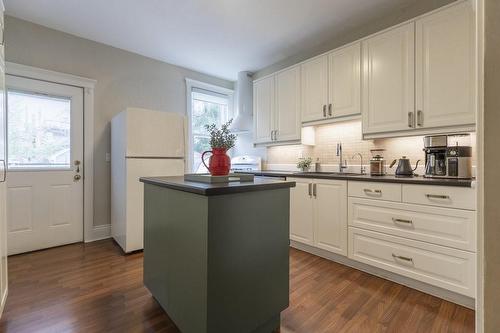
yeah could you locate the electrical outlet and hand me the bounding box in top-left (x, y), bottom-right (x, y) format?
top-left (106, 153), bottom-right (111, 162)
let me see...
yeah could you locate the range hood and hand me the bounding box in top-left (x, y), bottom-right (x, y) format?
top-left (230, 71), bottom-right (253, 133)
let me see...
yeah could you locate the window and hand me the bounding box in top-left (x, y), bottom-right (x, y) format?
top-left (187, 80), bottom-right (233, 173)
top-left (7, 90), bottom-right (72, 169)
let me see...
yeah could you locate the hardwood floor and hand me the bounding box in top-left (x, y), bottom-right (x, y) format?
top-left (0, 239), bottom-right (474, 333)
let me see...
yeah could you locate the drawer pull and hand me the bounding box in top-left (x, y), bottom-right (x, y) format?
top-left (392, 218), bottom-right (413, 225)
top-left (308, 183), bottom-right (312, 197)
top-left (364, 189), bottom-right (382, 195)
top-left (392, 253), bottom-right (414, 263)
top-left (425, 194), bottom-right (450, 200)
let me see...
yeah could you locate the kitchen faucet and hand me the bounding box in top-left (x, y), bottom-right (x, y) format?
top-left (336, 142), bottom-right (348, 173)
top-left (351, 153), bottom-right (366, 174)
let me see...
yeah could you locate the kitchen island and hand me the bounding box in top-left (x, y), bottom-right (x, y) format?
top-left (139, 176), bottom-right (296, 333)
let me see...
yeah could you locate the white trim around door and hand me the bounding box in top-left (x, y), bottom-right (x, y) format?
top-left (5, 63), bottom-right (101, 243)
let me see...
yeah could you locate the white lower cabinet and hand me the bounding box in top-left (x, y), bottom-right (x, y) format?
top-left (347, 181), bottom-right (476, 298)
top-left (290, 179), bottom-right (314, 245)
top-left (349, 228), bottom-right (476, 297)
top-left (288, 178), bottom-right (347, 256)
top-left (289, 178), bottom-right (477, 298)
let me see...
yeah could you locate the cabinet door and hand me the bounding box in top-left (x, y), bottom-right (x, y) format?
top-left (301, 55), bottom-right (329, 123)
top-left (362, 23), bottom-right (415, 135)
top-left (314, 180), bottom-right (347, 255)
top-left (289, 178), bottom-right (314, 245)
top-left (253, 76), bottom-right (275, 143)
top-left (275, 66), bottom-right (301, 142)
top-left (329, 43), bottom-right (361, 118)
top-left (415, 1), bottom-right (475, 129)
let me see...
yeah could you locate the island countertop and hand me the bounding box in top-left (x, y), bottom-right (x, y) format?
top-left (140, 176), bottom-right (296, 196)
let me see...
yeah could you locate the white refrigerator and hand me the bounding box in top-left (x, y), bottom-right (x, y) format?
top-left (111, 108), bottom-right (185, 253)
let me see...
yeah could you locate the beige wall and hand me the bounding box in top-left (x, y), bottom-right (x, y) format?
top-left (266, 120), bottom-right (475, 172)
top-left (4, 16), bottom-right (233, 227)
top-left (484, 0), bottom-right (500, 331)
top-left (254, 0), bottom-right (456, 79)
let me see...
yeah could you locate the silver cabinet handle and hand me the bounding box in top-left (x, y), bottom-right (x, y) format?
top-left (271, 130), bottom-right (275, 141)
top-left (0, 160), bottom-right (5, 182)
top-left (425, 194), bottom-right (450, 200)
top-left (408, 112), bottom-right (414, 128)
top-left (308, 183), bottom-right (312, 197)
top-left (312, 183), bottom-right (317, 197)
top-left (323, 105), bottom-right (327, 117)
top-left (274, 130), bottom-right (278, 141)
top-left (417, 110), bottom-right (423, 127)
top-left (392, 253), bottom-right (414, 263)
top-left (363, 188), bottom-right (382, 196)
top-left (328, 103), bottom-right (332, 116)
top-left (392, 218), bottom-right (413, 225)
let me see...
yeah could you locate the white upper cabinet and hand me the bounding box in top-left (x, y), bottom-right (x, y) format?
top-left (329, 43), bottom-right (361, 118)
top-left (415, 0), bottom-right (475, 129)
top-left (275, 66), bottom-right (301, 142)
top-left (362, 23), bottom-right (415, 135)
top-left (300, 55), bottom-right (329, 122)
top-left (362, 1), bottom-right (476, 137)
top-left (253, 66), bottom-right (301, 145)
top-left (253, 75), bottom-right (275, 144)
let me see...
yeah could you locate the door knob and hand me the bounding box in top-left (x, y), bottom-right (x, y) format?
top-left (74, 174), bottom-right (82, 181)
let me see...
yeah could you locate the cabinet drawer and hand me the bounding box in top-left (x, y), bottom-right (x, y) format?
top-left (402, 184), bottom-right (476, 210)
top-left (348, 198), bottom-right (476, 251)
top-left (348, 181), bottom-right (401, 202)
top-left (348, 228), bottom-right (476, 297)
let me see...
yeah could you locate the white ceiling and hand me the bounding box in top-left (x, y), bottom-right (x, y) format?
top-left (5, 0), bottom-right (421, 81)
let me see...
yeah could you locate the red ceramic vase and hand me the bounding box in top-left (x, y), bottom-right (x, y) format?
top-left (201, 148), bottom-right (231, 176)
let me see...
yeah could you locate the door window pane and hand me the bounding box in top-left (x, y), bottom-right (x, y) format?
top-left (7, 90), bottom-right (71, 169)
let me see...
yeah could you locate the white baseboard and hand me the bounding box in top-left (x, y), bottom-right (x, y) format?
top-left (0, 288), bottom-right (7, 319)
top-left (290, 240), bottom-right (475, 309)
top-left (85, 224), bottom-right (111, 243)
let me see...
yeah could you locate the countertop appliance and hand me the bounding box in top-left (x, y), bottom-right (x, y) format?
top-left (423, 134), bottom-right (472, 179)
top-left (230, 155), bottom-right (262, 172)
top-left (111, 108), bottom-right (185, 253)
top-left (423, 135), bottom-right (448, 178)
top-left (390, 156), bottom-right (420, 177)
top-left (369, 149), bottom-right (386, 176)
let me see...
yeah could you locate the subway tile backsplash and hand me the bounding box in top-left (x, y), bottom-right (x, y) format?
top-left (266, 120), bottom-right (476, 169)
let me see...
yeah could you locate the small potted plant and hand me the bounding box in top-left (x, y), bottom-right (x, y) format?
top-left (201, 119), bottom-right (237, 176)
top-left (297, 157), bottom-right (312, 172)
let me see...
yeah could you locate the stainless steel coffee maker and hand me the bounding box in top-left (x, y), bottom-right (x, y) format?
top-left (423, 135), bottom-right (448, 177)
top-left (423, 134), bottom-right (473, 179)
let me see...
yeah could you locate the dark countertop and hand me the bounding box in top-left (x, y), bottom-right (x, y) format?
top-left (140, 176), bottom-right (296, 196)
top-left (236, 170), bottom-right (475, 188)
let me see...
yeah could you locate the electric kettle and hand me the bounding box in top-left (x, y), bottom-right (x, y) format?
top-left (389, 156), bottom-right (420, 177)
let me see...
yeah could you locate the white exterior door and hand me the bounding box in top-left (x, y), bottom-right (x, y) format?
top-left (415, 1), bottom-right (476, 129)
top-left (362, 23), bottom-right (415, 134)
top-left (329, 43), bottom-right (361, 118)
top-left (289, 178), bottom-right (314, 245)
top-left (253, 76), bottom-right (275, 143)
top-left (301, 55), bottom-right (329, 123)
top-left (6, 76), bottom-right (84, 255)
top-left (0, 50), bottom-right (8, 315)
top-left (275, 66), bottom-right (301, 142)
